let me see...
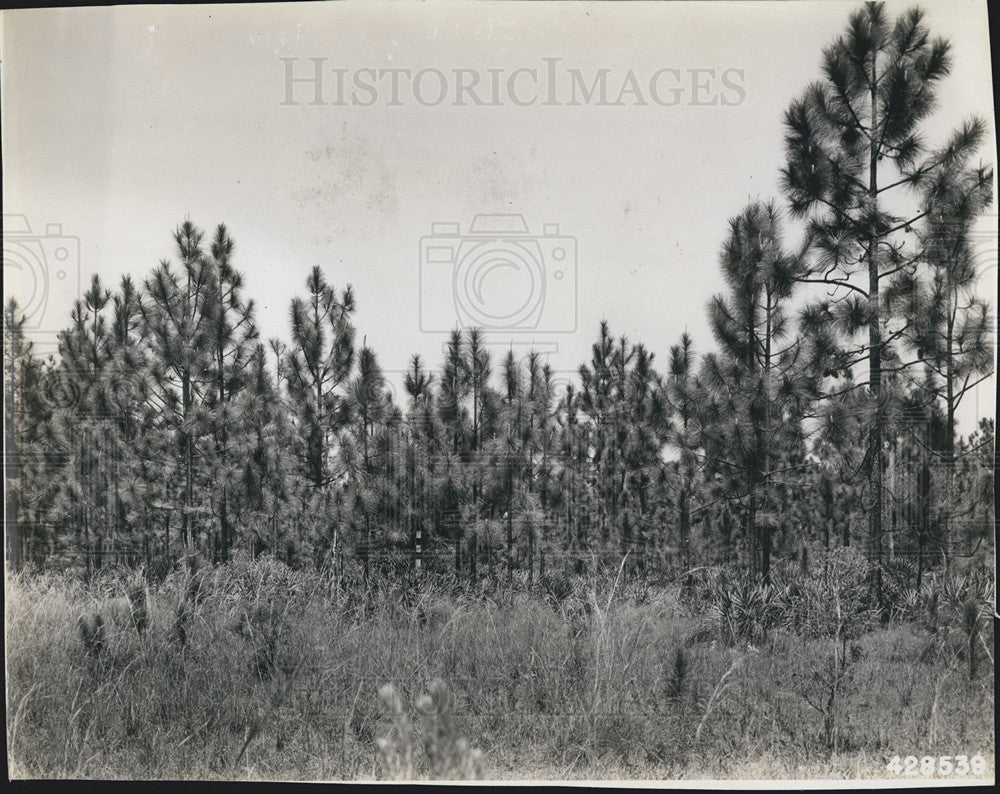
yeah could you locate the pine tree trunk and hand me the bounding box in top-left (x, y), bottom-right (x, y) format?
top-left (968, 617), bottom-right (978, 680)
top-left (182, 371), bottom-right (194, 551)
top-left (470, 532), bottom-right (477, 583)
top-left (506, 468), bottom-right (514, 583)
top-left (528, 521), bottom-right (534, 588)
top-left (867, 53), bottom-right (884, 609)
top-left (918, 461), bottom-right (930, 589)
top-left (679, 484), bottom-right (690, 573)
top-left (823, 489), bottom-right (831, 551)
top-left (943, 307), bottom-right (956, 576)
top-left (760, 291), bottom-right (773, 585)
top-left (761, 521), bottom-right (771, 585)
top-left (916, 513), bottom-right (925, 591)
top-left (486, 531), bottom-right (492, 580)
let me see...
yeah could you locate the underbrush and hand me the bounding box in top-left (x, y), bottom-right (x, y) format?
top-left (5, 551), bottom-right (995, 781)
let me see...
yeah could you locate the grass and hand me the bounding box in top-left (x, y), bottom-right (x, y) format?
top-left (4, 552), bottom-right (995, 782)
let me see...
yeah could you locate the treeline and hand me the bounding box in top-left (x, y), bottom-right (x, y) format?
top-left (4, 3), bottom-right (995, 601)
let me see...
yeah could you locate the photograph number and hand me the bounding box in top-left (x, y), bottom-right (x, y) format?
top-left (887, 755), bottom-right (988, 778)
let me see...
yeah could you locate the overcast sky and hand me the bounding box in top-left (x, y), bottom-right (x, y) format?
top-left (3, 0), bottom-right (996, 433)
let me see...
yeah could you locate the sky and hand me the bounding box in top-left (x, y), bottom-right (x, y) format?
top-left (3, 0), bottom-right (996, 434)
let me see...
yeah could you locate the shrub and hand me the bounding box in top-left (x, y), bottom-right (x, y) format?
top-left (219, 552), bottom-right (317, 680)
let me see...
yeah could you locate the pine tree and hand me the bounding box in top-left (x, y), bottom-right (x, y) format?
top-left (203, 224), bottom-right (259, 560)
top-left (436, 329), bottom-right (470, 573)
top-left (403, 353), bottom-right (436, 575)
top-left (102, 276), bottom-right (153, 563)
top-left (141, 221), bottom-right (216, 554)
top-left (666, 333), bottom-right (702, 574)
top-left (464, 329), bottom-right (493, 581)
top-left (50, 274), bottom-right (116, 572)
top-left (703, 201), bottom-right (805, 581)
top-left (781, 2), bottom-right (979, 600)
top-left (580, 323), bottom-right (669, 573)
top-left (242, 342), bottom-right (296, 559)
top-left (344, 343), bottom-right (396, 575)
top-left (497, 350), bottom-right (524, 579)
top-left (553, 381), bottom-right (585, 568)
top-left (284, 266), bottom-right (356, 563)
top-left (889, 138), bottom-right (994, 572)
top-left (579, 321), bottom-right (616, 552)
top-left (4, 300), bottom-right (52, 568)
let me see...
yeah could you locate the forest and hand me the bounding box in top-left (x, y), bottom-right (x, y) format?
top-left (4, 2), bottom-right (996, 781)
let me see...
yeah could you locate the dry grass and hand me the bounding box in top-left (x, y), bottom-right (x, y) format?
top-left (5, 553), bottom-right (995, 782)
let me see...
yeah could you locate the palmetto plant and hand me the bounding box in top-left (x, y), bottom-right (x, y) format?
top-left (936, 568), bottom-right (995, 679)
top-left (707, 571), bottom-right (786, 646)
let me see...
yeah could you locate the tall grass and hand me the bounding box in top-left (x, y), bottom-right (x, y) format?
top-left (5, 551), bottom-right (994, 780)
